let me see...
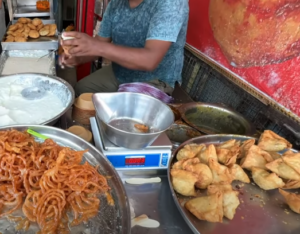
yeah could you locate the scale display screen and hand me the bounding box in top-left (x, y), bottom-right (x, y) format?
top-left (125, 156), bottom-right (145, 165)
top-left (107, 154), bottom-right (162, 168)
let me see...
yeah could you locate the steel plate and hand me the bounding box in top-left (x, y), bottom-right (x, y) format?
top-left (168, 135), bottom-right (300, 234)
top-left (0, 125), bottom-right (131, 234)
top-left (178, 103), bottom-right (256, 136)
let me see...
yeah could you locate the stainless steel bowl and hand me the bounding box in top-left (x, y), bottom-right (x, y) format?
top-left (0, 73), bottom-right (75, 126)
top-left (93, 92), bottom-right (174, 149)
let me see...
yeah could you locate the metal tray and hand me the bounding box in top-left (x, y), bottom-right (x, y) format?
top-left (1, 20), bottom-right (58, 51)
top-left (168, 135), bottom-right (300, 234)
top-left (0, 50), bottom-right (56, 76)
top-left (0, 125), bottom-right (131, 234)
top-left (178, 102), bottom-right (256, 136)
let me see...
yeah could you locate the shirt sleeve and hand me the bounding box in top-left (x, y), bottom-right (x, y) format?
top-left (98, 1), bottom-right (113, 38)
top-left (146, 0), bottom-right (189, 42)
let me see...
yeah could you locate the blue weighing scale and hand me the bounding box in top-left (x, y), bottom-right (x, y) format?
top-left (90, 116), bottom-right (172, 170)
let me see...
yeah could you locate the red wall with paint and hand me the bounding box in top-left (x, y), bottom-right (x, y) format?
top-left (186, 0), bottom-right (300, 117)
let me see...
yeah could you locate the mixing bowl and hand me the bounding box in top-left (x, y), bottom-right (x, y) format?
top-left (0, 73), bottom-right (74, 126)
top-left (93, 92), bottom-right (174, 149)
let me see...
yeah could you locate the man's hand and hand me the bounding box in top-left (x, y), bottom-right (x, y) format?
top-left (61, 31), bottom-right (172, 71)
top-left (61, 32), bottom-right (102, 57)
top-left (0, 0), bottom-right (3, 9)
top-left (59, 53), bottom-right (81, 68)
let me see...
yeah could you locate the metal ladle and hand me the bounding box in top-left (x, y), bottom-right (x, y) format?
top-left (21, 86), bottom-right (47, 100)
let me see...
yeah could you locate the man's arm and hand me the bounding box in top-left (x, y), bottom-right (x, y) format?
top-left (94, 39), bottom-right (171, 71)
top-left (60, 36), bottom-right (111, 67)
top-left (76, 36), bottom-right (112, 64)
top-left (62, 0), bottom-right (188, 71)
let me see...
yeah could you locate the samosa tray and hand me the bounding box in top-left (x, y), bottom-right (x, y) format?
top-left (167, 135), bottom-right (300, 234)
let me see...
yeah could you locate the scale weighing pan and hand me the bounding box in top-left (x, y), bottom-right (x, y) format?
top-left (90, 116), bottom-right (172, 170)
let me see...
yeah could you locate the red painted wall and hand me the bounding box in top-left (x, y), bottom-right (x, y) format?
top-left (186, 0), bottom-right (300, 117)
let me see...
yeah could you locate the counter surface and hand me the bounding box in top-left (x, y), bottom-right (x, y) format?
top-left (118, 170), bottom-right (193, 234)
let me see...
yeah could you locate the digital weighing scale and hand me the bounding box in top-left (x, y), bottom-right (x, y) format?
top-left (90, 116), bottom-right (173, 170)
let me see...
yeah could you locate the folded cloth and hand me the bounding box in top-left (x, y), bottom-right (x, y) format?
top-left (118, 81), bottom-right (174, 104)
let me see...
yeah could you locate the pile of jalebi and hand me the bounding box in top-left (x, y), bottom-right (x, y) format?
top-left (0, 129), bottom-right (110, 233)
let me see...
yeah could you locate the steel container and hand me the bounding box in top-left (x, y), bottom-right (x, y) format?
top-left (93, 92), bottom-right (174, 149)
top-left (0, 73), bottom-right (74, 126)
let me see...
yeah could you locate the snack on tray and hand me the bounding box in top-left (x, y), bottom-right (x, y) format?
top-left (61, 34), bottom-right (76, 56)
top-left (3, 18), bottom-right (57, 43)
top-left (32, 18), bottom-right (43, 26)
top-left (279, 189), bottom-right (300, 214)
top-left (197, 144), bottom-right (218, 164)
top-left (171, 129), bottom-right (299, 223)
top-left (0, 129), bottom-right (111, 233)
top-left (39, 27), bottom-right (49, 36)
top-left (36, 23), bottom-right (44, 31)
top-left (251, 167), bottom-right (285, 190)
top-left (185, 192), bottom-right (224, 223)
top-left (207, 184), bottom-right (240, 220)
top-left (29, 30), bottom-right (39, 39)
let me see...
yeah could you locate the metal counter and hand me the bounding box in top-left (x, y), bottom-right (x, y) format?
top-left (118, 170), bottom-right (193, 234)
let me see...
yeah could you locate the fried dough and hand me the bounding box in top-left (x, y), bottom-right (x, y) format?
top-left (29, 30), bottom-right (40, 39)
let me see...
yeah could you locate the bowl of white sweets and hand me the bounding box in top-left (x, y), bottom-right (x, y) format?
top-left (0, 73), bottom-right (75, 127)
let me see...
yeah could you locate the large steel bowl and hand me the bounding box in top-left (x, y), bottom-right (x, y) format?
top-left (0, 73), bottom-right (75, 126)
top-left (93, 92), bottom-right (174, 149)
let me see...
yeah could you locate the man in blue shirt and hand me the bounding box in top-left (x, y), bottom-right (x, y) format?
top-left (61, 0), bottom-right (189, 95)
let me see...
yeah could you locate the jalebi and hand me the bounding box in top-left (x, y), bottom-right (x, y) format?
top-left (0, 129), bottom-right (111, 233)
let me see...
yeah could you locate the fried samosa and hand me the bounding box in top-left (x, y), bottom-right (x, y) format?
top-left (216, 148), bottom-right (238, 166)
top-left (208, 158), bottom-right (232, 185)
top-left (184, 163), bottom-right (213, 189)
top-left (197, 144), bottom-right (218, 164)
top-left (281, 153), bottom-right (300, 175)
top-left (229, 164), bottom-right (250, 183)
top-left (258, 130), bottom-right (292, 152)
top-left (283, 180), bottom-right (300, 190)
top-left (217, 139), bottom-right (240, 149)
top-left (251, 167), bottom-right (285, 190)
top-left (172, 158), bottom-right (200, 170)
top-left (207, 184), bottom-right (240, 220)
top-left (240, 145), bottom-right (273, 171)
top-left (267, 151), bottom-right (281, 160)
top-left (283, 150), bottom-right (294, 157)
top-left (238, 139), bottom-right (255, 159)
top-left (185, 192), bottom-right (223, 223)
top-left (171, 169), bottom-right (198, 196)
top-left (279, 189), bottom-right (300, 214)
top-left (177, 144), bottom-right (205, 161)
top-left (265, 158), bottom-right (300, 181)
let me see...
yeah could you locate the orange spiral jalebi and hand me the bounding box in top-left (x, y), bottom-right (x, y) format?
top-left (0, 130), bottom-right (111, 233)
top-left (36, 189), bottom-right (66, 233)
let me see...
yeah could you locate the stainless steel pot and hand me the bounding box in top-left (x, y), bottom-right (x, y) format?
top-left (93, 92), bottom-right (174, 149)
top-left (0, 73), bottom-right (75, 126)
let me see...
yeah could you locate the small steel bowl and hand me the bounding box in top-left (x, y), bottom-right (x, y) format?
top-left (93, 92), bottom-right (174, 149)
top-left (179, 102), bottom-right (255, 136)
top-left (0, 73), bottom-right (75, 126)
